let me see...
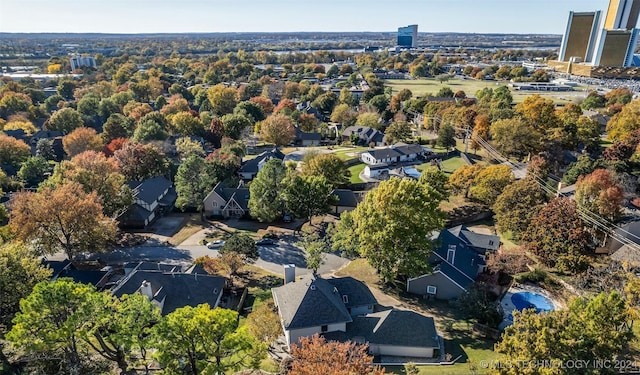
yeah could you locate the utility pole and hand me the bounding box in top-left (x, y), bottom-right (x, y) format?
top-left (463, 124), bottom-right (471, 154)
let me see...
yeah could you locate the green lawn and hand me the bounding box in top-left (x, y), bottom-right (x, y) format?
top-left (332, 146), bottom-right (371, 161)
top-left (348, 163), bottom-right (366, 183)
top-left (385, 78), bottom-right (588, 104)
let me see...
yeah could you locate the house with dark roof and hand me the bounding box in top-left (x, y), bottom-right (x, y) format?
top-left (294, 126), bottom-right (322, 147)
top-left (202, 181), bottom-right (250, 218)
top-left (360, 143), bottom-right (429, 166)
top-left (119, 176), bottom-right (176, 228)
top-left (407, 225), bottom-right (500, 300)
top-left (43, 259), bottom-right (113, 290)
top-left (272, 272), bottom-right (439, 358)
top-left (238, 148), bottom-right (285, 180)
top-left (341, 126), bottom-right (385, 147)
top-left (330, 189), bottom-right (360, 214)
top-left (323, 309), bottom-right (439, 358)
top-left (111, 262), bottom-right (226, 315)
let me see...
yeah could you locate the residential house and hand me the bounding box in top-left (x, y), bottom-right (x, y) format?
top-left (360, 148), bottom-right (402, 166)
top-left (111, 262), bottom-right (226, 315)
top-left (238, 148), bottom-right (285, 180)
top-left (606, 220), bottom-right (640, 263)
top-left (119, 176), bottom-right (176, 228)
top-left (43, 259), bottom-right (113, 290)
top-left (360, 143), bottom-right (429, 166)
top-left (272, 271), bottom-right (440, 358)
top-left (407, 225), bottom-right (500, 300)
top-left (330, 189), bottom-right (360, 215)
top-left (296, 102), bottom-right (326, 122)
top-left (341, 126), bottom-right (385, 147)
top-left (363, 164), bottom-right (390, 179)
top-left (202, 181), bottom-right (250, 218)
top-left (294, 126), bottom-right (322, 147)
top-left (323, 309), bottom-right (440, 358)
top-left (29, 130), bottom-right (65, 161)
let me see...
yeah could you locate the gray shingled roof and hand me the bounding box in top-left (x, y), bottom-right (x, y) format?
top-left (272, 275), bottom-right (352, 330)
top-left (392, 143), bottom-right (425, 156)
top-left (323, 309), bottom-right (439, 348)
top-left (111, 270), bottom-right (225, 315)
top-left (363, 148), bottom-right (401, 160)
top-left (239, 148), bottom-right (285, 174)
top-left (448, 225), bottom-right (500, 252)
top-left (331, 189), bottom-right (359, 208)
top-left (128, 176), bottom-right (173, 206)
top-left (326, 277), bottom-right (377, 309)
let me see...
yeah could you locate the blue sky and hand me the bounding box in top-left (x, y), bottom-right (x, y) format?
top-left (0, 0), bottom-right (612, 34)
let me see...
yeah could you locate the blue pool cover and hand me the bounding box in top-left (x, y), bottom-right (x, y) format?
top-left (507, 292), bottom-right (554, 321)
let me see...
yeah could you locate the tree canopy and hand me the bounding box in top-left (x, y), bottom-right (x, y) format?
top-left (332, 177), bottom-right (445, 282)
top-left (9, 182), bottom-right (117, 260)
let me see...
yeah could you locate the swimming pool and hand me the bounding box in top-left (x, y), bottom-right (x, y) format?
top-left (506, 292), bottom-right (554, 322)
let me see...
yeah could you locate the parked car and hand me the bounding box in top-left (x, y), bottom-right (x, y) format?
top-left (255, 238), bottom-right (276, 246)
top-left (283, 214), bottom-right (292, 223)
top-left (206, 240), bottom-right (225, 249)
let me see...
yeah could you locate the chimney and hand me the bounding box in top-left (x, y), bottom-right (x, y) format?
top-left (284, 264), bottom-right (296, 284)
top-left (140, 280), bottom-right (153, 300)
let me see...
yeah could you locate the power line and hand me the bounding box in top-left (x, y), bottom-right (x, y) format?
top-left (470, 134), bottom-right (640, 253)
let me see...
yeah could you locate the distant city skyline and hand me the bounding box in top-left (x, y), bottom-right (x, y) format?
top-left (0, 0), bottom-right (619, 35)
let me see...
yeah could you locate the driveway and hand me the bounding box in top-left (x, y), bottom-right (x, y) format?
top-left (253, 236), bottom-right (349, 276)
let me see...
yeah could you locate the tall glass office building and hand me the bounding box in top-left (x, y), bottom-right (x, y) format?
top-left (397, 25), bottom-right (418, 48)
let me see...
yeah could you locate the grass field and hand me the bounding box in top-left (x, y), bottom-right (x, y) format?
top-left (348, 163), bottom-right (366, 183)
top-left (385, 78), bottom-right (589, 105)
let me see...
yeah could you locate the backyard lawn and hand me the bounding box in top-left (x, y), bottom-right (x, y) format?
top-left (348, 163), bottom-right (366, 183)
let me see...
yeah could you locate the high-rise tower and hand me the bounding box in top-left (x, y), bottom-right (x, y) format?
top-left (594, 0), bottom-right (640, 67)
top-left (397, 25), bottom-right (418, 48)
top-left (558, 11), bottom-right (602, 63)
top-left (604, 0), bottom-right (640, 30)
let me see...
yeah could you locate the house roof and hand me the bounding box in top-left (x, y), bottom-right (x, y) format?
top-left (124, 261), bottom-right (185, 273)
top-left (323, 309), bottom-right (439, 349)
top-left (363, 148), bottom-right (402, 160)
top-left (42, 259), bottom-right (71, 276)
top-left (447, 225), bottom-right (500, 252)
top-left (128, 176), bottom-right (173, 206)
top-left (272, 275), bottom-right (353, 330)
top-left (331, 189), bottom-right (359, 208)
top-left (43, 259), bottom-right (109, 288)
top-left (326, 277), bottom-right (377, 309)
top-left (295, 127), bottom-right (322, 141)
top-left (436, 262), bottom-right (475, 290)
top-left (239, 148), bottom-right (285, 174)
top-left (342, 126), bottom-right (383, 142)
top-left (120, 204), bottom-right (153, 223)
top-left (111, 270), bottom-right (225, 315)
top-left (392, 143), bottom-right (425, 156)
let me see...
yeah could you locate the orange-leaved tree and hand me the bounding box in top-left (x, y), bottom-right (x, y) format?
top-left (289, 334), bottom-right (385, 375)
top-left (9, 182), bottom-right (117, 260)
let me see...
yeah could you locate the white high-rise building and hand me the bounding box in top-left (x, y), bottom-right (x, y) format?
top-left (69, 55), bottom-right (96, 71)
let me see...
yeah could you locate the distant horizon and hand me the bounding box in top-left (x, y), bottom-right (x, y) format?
top-left (0, 31), bottom-right (564, 36)
top-left (0, 0), bottom-right (614, 35)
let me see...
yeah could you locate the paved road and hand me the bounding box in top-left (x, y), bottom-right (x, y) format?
top-left (70, 235), bottom-right (349, 277)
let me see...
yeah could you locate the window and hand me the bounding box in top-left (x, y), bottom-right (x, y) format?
top-left (342, 295), bottom-right (349, 304)
top-left (321, 325), bottom-right (328, 332)
top-left (447, 245), bottom-right (456, 264)
top-left (427, 285), bottom-right (437, 295)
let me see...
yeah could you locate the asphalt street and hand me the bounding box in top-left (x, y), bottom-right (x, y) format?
top-left (68, 235), bottom-right (349, 277)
